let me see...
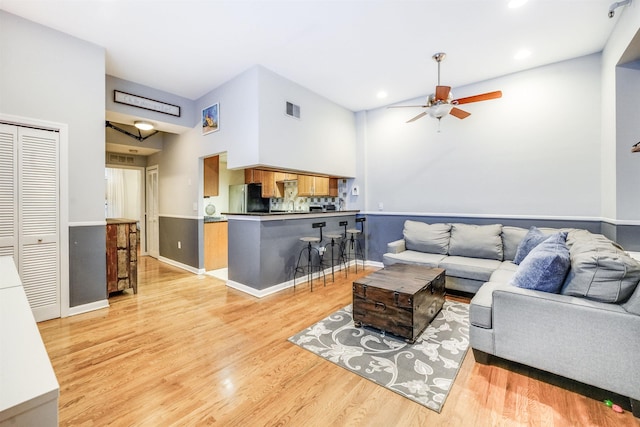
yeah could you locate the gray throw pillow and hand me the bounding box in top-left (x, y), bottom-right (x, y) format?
top-left (403, 221), bottom-right (451, 255)
top-left (510, 232), bottom-right (570, 293)
top-left (501, 226), bottom-right (528, 261)
top-left (513, 226), bottom-right (548, 264)
top-left (448, 223), bottom-right (503, 260)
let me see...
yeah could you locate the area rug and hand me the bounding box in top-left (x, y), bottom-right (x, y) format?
top-left (288, 301), bottom-right (469, 412)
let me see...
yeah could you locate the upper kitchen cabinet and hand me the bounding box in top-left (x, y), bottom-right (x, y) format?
top-left (204, 156), bottom-right (219, 197)
top-left (274, 172), bottom-right (298, 182)
top-left (244, 168), bottom-right (263, 184)
top-left (260, 170), bottom-right (276, 198)
top-left (298, 175), bottom-right (329, 197)
top-left (329, 178), bottom-right (339, 197)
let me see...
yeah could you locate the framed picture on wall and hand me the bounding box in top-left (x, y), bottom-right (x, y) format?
top-left (202, 103), bottom-right (219, 135)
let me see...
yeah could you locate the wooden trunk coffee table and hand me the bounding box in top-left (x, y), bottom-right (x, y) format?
top-left (352, 264), bottom-right (445, 343)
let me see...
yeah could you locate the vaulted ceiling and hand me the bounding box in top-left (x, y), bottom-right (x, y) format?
top-left (1, 0), bottom-right (626, 111)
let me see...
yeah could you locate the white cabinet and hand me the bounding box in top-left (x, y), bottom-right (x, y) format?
top-left (0, 256), bottom-right (59, 426)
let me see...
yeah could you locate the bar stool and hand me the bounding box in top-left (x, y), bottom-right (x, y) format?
top-left (344, 217), bottom-right (366, 274)
top-left (323, 221), bottom-right (348, 282)
top-left (293, 222), bottom-right (326, 291)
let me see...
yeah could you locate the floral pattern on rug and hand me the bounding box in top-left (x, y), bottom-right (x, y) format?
top-left (288, 301), bottom-right (469, 413)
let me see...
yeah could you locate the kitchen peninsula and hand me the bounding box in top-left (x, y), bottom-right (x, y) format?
top-left (225, 210), bottom-right (361, 296)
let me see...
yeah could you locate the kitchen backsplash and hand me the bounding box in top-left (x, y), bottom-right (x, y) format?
top-left (270, 181), bottom-right (341, 211)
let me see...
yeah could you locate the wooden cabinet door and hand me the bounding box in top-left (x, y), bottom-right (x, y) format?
top-left (204, 222), bottom-right (228, 271)
top-left (203, 155), bottom-right (219, 196)
top-left (297, 175), bottom-right (314, 196)
top-left (244, 168), bottom-right (263, 184)
top-left (314, 177), bottom-right (329, 196)
top-left (329, 178), bottom-right (339, 197)
top-left (261, 170), bottom-right (275, 197)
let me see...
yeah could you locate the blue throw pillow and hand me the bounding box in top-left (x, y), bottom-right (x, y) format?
top-left (510, 232), bottom-right (570, 293)
top-left (513, 226), bottom-right (547, 264)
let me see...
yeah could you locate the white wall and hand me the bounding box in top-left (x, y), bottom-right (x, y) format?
top-left (616, 64), bottom-right (640, 220)
top-left (601, 4), bottom-right (640, 223)
top-left (257, 66), bottom-right (357, 177)
top-left (0, 11), bottom-right (105, 223)
top-left (360, 54), bottom-right (602, 218)
top-left (196, 67), bottom-right (261, 170)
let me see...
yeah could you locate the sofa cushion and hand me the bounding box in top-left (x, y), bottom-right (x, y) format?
top-left (513, 226), bottom-right (548, 264)
top-left (469, 282), bottom-right (510, 329)
top-left (382, 250), bottom-right (447, 268)
top-left (501, 226), bottom-right (528, 261)
top-left (489, 261), bottom-right (518, 283)
top-left (561, 238), bottom-right (640, 303)
top-left (510, 232), bottom-right (570, 293)
top-left (438, 256), bottom-right (502, 282)
top-left (448, 223), bottom-right (503, 260)
top-left (622, 282), bottom-right (640, 315)
top-left (403, 221), bottom-right (451, 255)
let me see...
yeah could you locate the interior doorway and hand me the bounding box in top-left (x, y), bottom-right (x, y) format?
top-left (105, 166), bottom-right (146, 255)
top-left (146, 165), bottom-right (159, 259)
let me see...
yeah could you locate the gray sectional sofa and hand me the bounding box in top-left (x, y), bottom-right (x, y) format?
top-left (382, 220), bottom-right (640, 415)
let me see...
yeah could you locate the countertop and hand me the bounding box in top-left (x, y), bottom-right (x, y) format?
top-left (106, 218), bottom-right (137, 224)
top-left (204, 216), bottom-right (228, 223)
top-left (223, 210), bottom-right (360, 221)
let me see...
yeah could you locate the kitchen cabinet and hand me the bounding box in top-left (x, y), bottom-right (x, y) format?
top-left (204, 221), bottom-right (228, 271)
top-left (274, 172), bottom-right (298, 182)
top-left (260, 170), bottom-right (276, 197)
top-left (204, 155), bottom-right (219, 196)
top-left (298, 175), bottom-right (330, 196)
top-left (329, 178), bottom-right (339, 197)
top-left (106, 219), bottom-right (138, 295)
top-left (244, 168), bottom-right (263, 184)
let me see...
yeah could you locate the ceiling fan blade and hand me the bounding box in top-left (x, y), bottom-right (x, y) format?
top-left (387, 105), bottom-right (428, 109)
top-left (454, 90), bottom-right (502, 105)
top-left (450, 107), bottom-right (471, 119)
top-left (435, 85), bottom-right (451, 101)
top-left (406, 112), bottom-right (428, 123)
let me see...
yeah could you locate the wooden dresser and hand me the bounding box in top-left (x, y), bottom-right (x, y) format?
top-left (106, 218), bottom-right (138, 295)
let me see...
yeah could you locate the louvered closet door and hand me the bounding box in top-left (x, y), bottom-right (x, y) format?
top-left (19, 127), bottom-right (60, 321)
top-left (0, 124), bottom-right (18, 259)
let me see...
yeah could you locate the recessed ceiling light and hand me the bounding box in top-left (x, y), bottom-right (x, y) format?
top-left (134, 121), bottom-right (154, 131)
top-left (514, 49), bottom-right (531, 60)
top-left (508, 0), bottom-right (528, 8)
top-left (376, 90), bottom-right (388, 99)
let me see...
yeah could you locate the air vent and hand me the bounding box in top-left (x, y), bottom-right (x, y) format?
top-left (108, 153), bottom-right (135, 164)
top-left (285, 101), bottom-right (300, 119)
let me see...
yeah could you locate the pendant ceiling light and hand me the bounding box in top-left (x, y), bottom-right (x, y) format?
top-left (134, 121), bottom-right (154, 131)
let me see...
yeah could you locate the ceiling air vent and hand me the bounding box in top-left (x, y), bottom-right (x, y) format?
top-left (285, 101), bottom-right (300, 119)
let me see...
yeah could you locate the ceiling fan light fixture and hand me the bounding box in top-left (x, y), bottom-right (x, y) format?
top-left (134, 121), bottom-right (154, 131)
top-left (428, 103), bottom-right (453, 119)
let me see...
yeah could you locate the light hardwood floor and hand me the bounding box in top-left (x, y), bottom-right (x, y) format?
top-left (38, 257), bottom-right (640, 426)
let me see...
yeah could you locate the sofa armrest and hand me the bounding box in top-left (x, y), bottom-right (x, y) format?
top-left (491, 288), bottom-right (640, 400)
top-left (386, 239), bottom-right (406, 254)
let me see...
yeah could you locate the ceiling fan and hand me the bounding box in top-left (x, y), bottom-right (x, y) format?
top-left (389, 52), bottom-right (502, 123)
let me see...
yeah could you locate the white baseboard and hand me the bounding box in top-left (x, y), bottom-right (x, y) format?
top-left (158, 256), bottom-right (204, 274)
top-left (68, 299), bottom-right (109, 317)
top-left (226, 260), bottom-right (382, 298)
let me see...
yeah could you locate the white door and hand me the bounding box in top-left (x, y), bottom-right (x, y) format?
top-left (146, 165), bottom-right (159, 258)
top-left (0, 124), bottom-right (60, 321)
top-left (0, 125), bottom-right (18, 259)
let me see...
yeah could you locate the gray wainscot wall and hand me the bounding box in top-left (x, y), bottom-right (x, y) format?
top-left (364, 214), bottom-right (640, 263)
top-left (227, 212), bottom-right (361, 297)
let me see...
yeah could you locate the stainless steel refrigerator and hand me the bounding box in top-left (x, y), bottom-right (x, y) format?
top-left (228, 184), bottom-right (270, 213)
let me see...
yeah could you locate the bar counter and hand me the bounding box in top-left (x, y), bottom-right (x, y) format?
top-left (224, 210), bottom-right (360, 297)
